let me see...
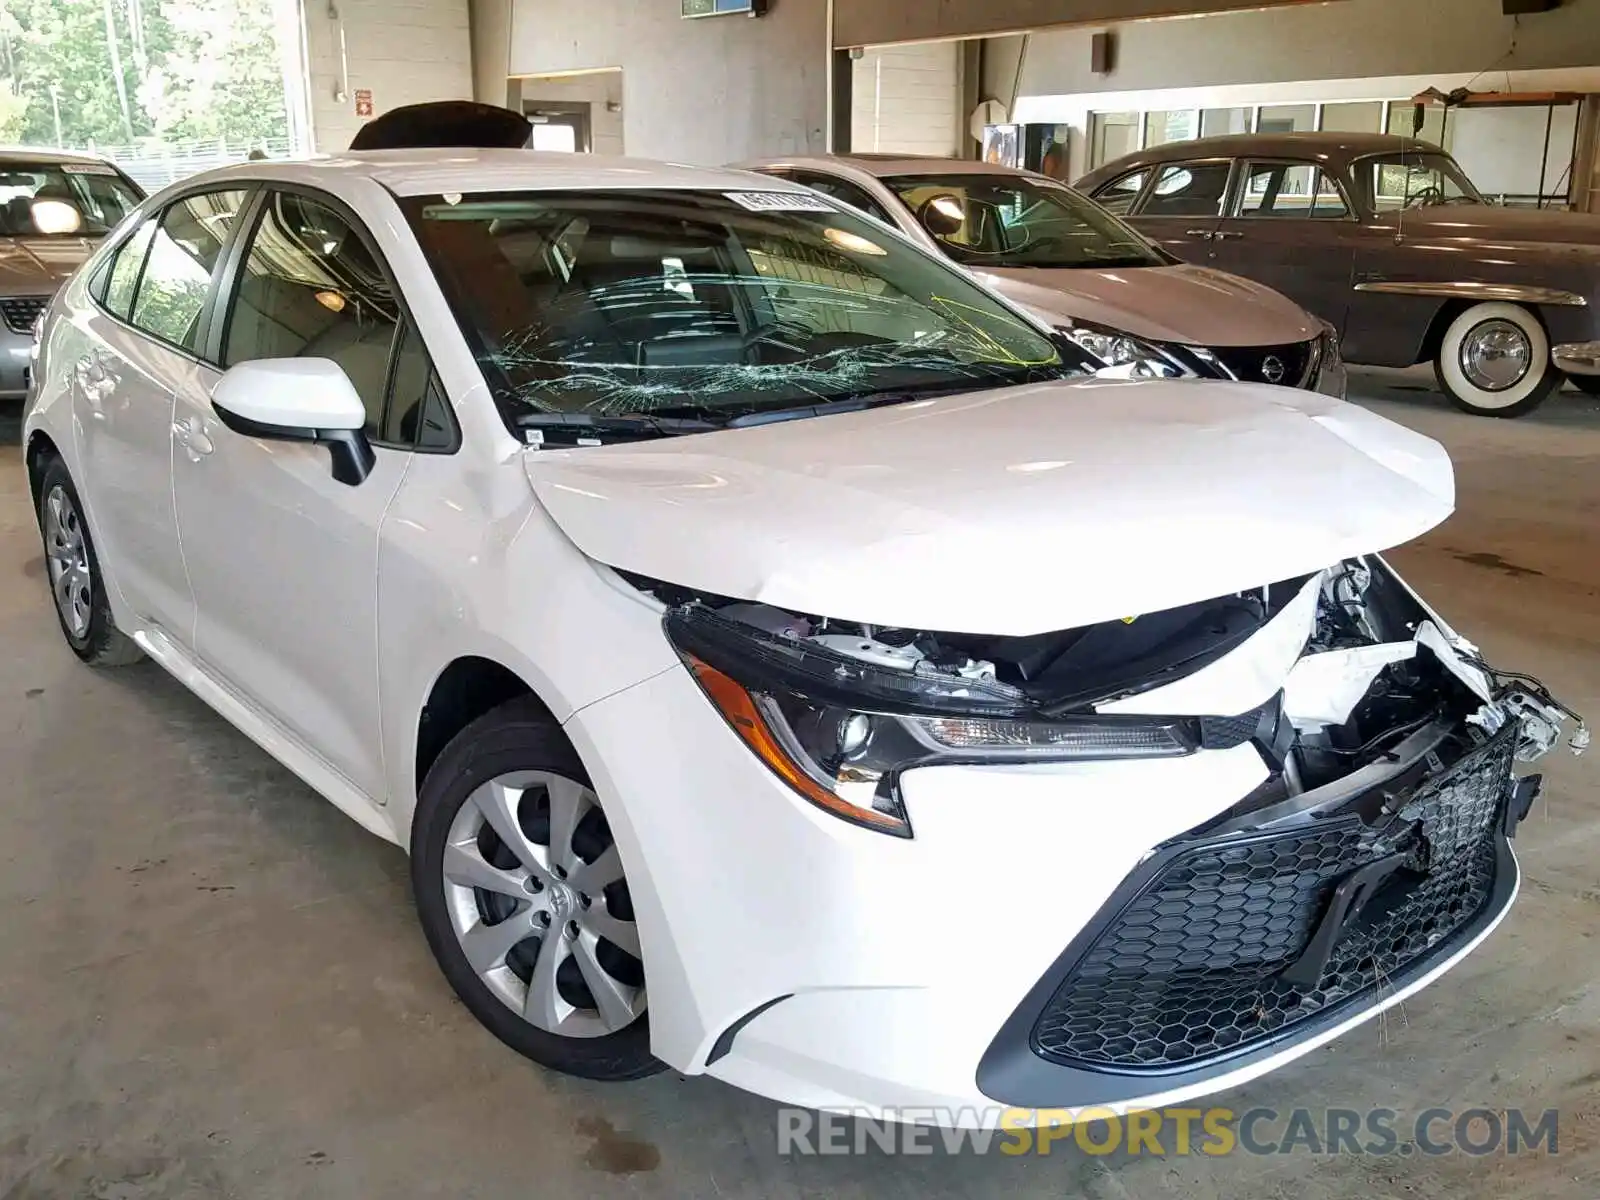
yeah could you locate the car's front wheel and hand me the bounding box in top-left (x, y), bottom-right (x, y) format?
top-left (34, 458), bottom-right (144, 667)
top-left (1433, 301), bottom-right (1560, 418)
top-left (410, 699), bottom-right (660, 1080)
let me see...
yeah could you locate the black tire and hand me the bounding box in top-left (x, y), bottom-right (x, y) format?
top-left (1570, 373), bottom-right (1600, 397)
top-left (410, 697), bottom-right (662, 1081)
top-left (34, 457), bottom-right (144, 667)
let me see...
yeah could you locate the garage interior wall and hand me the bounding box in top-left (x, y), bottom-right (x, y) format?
top-left (302, 0), bottom-right (474, 153)
top-left (850, 43), bottom-right (962, 156)
top-left (1009, 0), bottom-right (1600, 192)
top-left (493, 0), bottom-right (827, 163)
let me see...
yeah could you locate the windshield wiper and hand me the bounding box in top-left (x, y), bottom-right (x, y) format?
top-left (726, 375), bottom-right (1059, 429)
top-left (515, 410), bottom-right (726, 447)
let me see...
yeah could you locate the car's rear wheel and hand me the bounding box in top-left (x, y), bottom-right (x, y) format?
top-left (1569, 373), bottom-right (1600, 397)
top-left (34, 459), bottom-right (144, 667)
top-left (1433, 302), bottom-right (1559, 418)
top-left (410, 698), bottom-right (660, 1080)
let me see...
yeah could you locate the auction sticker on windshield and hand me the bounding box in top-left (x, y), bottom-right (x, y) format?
top-left (61, 163), bottom-right (120, 176)
top-left (725, 191), bottom-right (835, 212)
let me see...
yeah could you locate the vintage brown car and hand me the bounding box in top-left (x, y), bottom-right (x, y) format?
top-left (1078, 132), bottom-right (1600, 417)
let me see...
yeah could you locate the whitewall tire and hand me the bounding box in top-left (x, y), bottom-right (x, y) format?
top-left (1433, 302), bottom-right (1559, 418)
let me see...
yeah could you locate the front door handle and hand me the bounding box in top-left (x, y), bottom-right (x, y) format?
top-left (1212, 230), bottom-right (1244, 241)
top-left (1185, 229), bottom-right (1216, 240)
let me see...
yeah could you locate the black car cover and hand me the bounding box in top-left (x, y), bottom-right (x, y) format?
top-left (348, 100), bottom-right (530, 151)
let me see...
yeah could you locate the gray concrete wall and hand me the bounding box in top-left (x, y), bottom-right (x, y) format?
top-left (304, 0), bottom-right (474, 154)
top-left (504, 0), bottom-right (827, 163)
top-left (1017, 0), bottom-right (1600, 96)
top-left (833, 0), bottom-right (1345, 49)
top-left (511, 72), bottom-right (626, 156)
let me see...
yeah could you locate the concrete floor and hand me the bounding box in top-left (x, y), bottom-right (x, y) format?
top-left (1, 370), bottom-right (1597, 1198)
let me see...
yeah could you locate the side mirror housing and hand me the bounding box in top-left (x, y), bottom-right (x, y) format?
top-left (211, 358), bottom-right (376, 486)
top-left (917, 193), bottom-right (967, 239)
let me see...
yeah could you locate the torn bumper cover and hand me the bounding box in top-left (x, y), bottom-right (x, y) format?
top-left (978, 714), bottom-right (1528, 1107)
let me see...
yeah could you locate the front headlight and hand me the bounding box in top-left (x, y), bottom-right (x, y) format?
top-left (1314, 322), bottom-right (1347, 399)
top-left (667, 606), bottom-right (1196, 838)
top-left (1059, 321), bottom-right (1189, 381)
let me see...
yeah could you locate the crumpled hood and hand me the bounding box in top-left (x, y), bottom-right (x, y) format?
top-left (0, 237), bottom-right (96, 294)
top-left (524, 378), bottom-right (1454, 637)
top-left (977, 262), bottom-right (1318, 347)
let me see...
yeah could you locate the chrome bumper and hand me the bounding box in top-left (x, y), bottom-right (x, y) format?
top-left (1553, 340), bottom-right (1600, 376)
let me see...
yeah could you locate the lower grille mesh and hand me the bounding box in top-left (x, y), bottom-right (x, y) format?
top-left (1031, 726), bottom-right (1515, 1070)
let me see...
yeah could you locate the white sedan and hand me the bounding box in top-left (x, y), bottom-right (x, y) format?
top-left (23, 146), bottom-right (1580, 1124)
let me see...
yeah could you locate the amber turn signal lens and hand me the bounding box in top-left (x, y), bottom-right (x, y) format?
top-left (685, 656), bottom-right (907, 834)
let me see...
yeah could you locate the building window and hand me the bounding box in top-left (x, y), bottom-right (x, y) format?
top-left (1089, 112), bottom-right (1141, 169)
top-left (1143, 110), bottom-right (1199, 150)
top-left (1200, 108), bottom-right (1251, 138)
top-left (1256, 103), bottom-right (1317, 135)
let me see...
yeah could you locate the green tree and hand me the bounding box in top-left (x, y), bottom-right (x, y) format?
top-left (0, 0), bottom-right (287, 149)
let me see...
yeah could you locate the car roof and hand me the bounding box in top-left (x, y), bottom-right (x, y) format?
top-left (0, 146), bottom-right (122, 168)
top-left (1085, 131), bottom-right (1431, 176)
top-left (173, 148), bottom-right (810, 198)
top-left (742, 154), bottom-right (1049, 180)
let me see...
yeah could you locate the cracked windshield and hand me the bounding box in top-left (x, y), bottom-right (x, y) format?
top-left (404, 190), bottom-right (1072, 431)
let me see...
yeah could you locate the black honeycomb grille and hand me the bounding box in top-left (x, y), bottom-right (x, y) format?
top-left (1031, 726), bottom-right (1516, 1070)
top-left (0, 296), bottom-right (48, 335)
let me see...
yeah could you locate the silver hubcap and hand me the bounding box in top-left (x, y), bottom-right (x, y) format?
top-left (442, 771), bottom-right (645, 1038)
top-left (1460, 319), bottom-right (1532, 392)
top-left (43, 485), bottom-right (92, 639)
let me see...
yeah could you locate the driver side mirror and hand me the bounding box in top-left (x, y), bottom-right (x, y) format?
top-left (211, 358), bottom-right (376, 486)
top-left (917, 193), bottom-right (967, 239)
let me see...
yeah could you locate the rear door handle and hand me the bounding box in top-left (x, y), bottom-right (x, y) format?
top-left (1185, 229), bottom-right (1216, 240)
top-left (1213, 230), bottom-right (1244, 241)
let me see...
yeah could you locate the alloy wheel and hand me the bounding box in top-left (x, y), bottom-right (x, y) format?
top-left (43, 485), bottom-right (93, 639)
top-left (440, 770), bottom-right (645, 1038)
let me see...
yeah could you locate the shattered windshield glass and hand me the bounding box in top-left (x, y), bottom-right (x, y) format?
top-left (403, 189), bottom-right (1072, 432)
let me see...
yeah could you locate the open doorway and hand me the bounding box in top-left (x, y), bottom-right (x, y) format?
top-left (509, 70), bottom-right (625, 156)
top-left (523, 103), bottom-right (591, 153)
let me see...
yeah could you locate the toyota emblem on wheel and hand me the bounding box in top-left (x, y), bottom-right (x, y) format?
top-left (1261, 355), bottom-right (1286, 384)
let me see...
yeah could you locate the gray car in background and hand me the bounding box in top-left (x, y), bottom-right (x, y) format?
top-left (738, 153), bottom-right (1344, 397)
top-left (0, 149), bottom-right (144, 402)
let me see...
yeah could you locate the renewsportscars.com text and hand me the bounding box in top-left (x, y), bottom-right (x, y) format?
top-left (777, 1106), bottom-right (1559, 1157)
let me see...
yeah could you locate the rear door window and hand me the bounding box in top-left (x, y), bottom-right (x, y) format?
top-left (102, 217), bottom-right (159, 320)
top-left (1236, 161), bottom-right (1349, 219)
top-left (128, 189), bottom-right (250, 353)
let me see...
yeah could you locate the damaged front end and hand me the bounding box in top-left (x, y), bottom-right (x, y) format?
top-left (632, 558), bottom-right (1584, 1086)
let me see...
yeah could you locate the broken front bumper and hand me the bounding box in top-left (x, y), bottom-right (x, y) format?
top-left (977, 717), bottom-right (1531, 1108)
top-left (1553, 339), bottom-right (1600, 376)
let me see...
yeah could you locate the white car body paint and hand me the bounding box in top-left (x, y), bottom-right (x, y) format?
top-left (22, 148), bottom-right (1536, 1124)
